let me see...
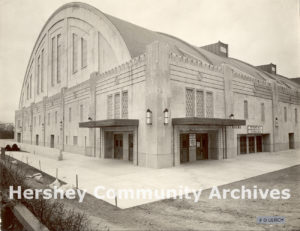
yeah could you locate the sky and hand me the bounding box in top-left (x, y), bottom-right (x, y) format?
top-left (0, 0), bottom-right (299, 123)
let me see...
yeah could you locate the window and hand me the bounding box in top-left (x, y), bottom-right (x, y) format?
top-left (72, 34), bottom-right (78, 73)
top-left (295, 108), bottom-right (298, 123)
top-left (261, 103), bottom-right (265, 122)
top-left (29, 75), bottom-right (32, 99)
top-left (41, 49), bottom-right (44, 92)
top-left (73, 136), bottom-right (78, 145)
top-left (26, 83), bottom-right (29, 100)
top-left (51, 37), bottom-right (56, 86)
top-left (34, 116), bottom-right (36, 126)
top-left (37, 56), bottom-right (40, 94)
top-left (244, 100), bottom-right (248, 119)
top-left (81, 38), bottom-right (87, 68)
top-left (57, 34), bottom-right (62, 83)
top-left (39, 115), bottom-right (41, 125)
top-left (186, 88), bottom-right (195, 117)
top-left (122, 91), bottom-right (128, 119)
top-left (55, 111), bottom-right (57, 124)
top-left (196, 90), bottom-right (204, 117)
top-left (284, 107), bottom-right (287, 122)
top-left (69, 107), bottom-right (72, 122)
top-left (114, 93), bottom-right (120, 119)
top-left (48, 112), bottom-right (50, 126)
top-left (107, 95), bottom-right (113, 119)
top-left (206, 92), bottom-right (214, 118)
top-left (66, 136), bottom-right (68, 145)
top-left (80, 105), bottom-right (83, 122)
top-left (18, 120), bottom-right (20, 128)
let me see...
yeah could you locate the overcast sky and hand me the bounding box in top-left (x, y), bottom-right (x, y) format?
top-left (0, 0), bottom-right (299, 123)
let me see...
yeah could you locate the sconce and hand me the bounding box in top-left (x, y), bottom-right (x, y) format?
top-left (146, 109), bottom-right (152, 125)
top-left (88, 117), bottom-right (93, 121)
top-left (163, 108), bottom-right (169, 125)
top-left (229, 114), bottom-right (234, 119)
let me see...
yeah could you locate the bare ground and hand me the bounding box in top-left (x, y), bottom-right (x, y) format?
top-left (5, 156), bottom-right (300, 230)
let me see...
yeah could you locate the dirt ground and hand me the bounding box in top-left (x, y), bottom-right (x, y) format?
top-left (4, 156), bottom-right (300, 230)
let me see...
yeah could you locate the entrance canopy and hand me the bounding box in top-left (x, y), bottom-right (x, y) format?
top-left (79, 119), bottom-right (139, 128)
top-left (172, 117), bottom-right (246, 126)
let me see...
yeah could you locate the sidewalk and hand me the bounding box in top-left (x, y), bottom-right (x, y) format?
top-left (6, 149), bottom-right (300, 209)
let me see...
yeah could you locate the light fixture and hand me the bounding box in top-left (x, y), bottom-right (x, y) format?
top-left (146, 109), bottom-right (152, 125)
top-left (163, 108), bottom-right (169, 125)
top-left (88, 117), bottom-right (93, 121)
top-left (229, 114), bottom-right (234, 119)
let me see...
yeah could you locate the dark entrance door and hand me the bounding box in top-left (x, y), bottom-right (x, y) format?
top-left (36, 135), bottom-right (39, 146)
top-left (249, 136), bottom-right (255, 153)
top-left (240, 136), bottom-right (247, 154)
top-left (180, 134), bottom-right (189, 163)
top-left (289, 133), bottom-right (294, 149)
top-left (114, 134), bottom-right (123, 159)
top-left (128, 134), bottom-right (133, 161)
top-left (50, 135), bottom-right (54, 148)
top-left (256, 136), bottom-right (262, 152)
top-left (17, 133), bottom-right (21, 143)
top-left (196, 134), bottom-right (208, 160)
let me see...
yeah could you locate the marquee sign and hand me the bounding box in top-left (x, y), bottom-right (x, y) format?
top-left (247, 125), bottom-right (263, 134)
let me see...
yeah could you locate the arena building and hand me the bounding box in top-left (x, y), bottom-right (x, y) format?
top-left (15, 2), bottom-right (300, 168)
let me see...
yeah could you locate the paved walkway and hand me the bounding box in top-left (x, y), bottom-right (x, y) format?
top-left (6, 149), bottom-right (300, 209)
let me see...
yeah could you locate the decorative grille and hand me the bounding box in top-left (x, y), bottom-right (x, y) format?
top-left (206, 92), bottom-right (214, 118)
top-left (122, 91), bottom-right (128, 119)
top-left (114, 93), bottom-right (120, 119)
top-left (196, 90), bottom-right (204, 117)
top-left (107, 95), bottom-right (113, 119)
top-left (186, 89), bottom-right (195, 117)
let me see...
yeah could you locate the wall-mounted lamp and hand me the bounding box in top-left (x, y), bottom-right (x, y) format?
top-left (146, 109), bottom-right (152, 125)
top-left (88, 117), bottom-right (93, 121)
top-left (163, 108), bottom-right (169, 125)
top-left (229, 114), bottom-right (234, 119)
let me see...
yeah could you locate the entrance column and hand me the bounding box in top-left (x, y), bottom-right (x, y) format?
top-left (246, 136), bottom-right (249, 154)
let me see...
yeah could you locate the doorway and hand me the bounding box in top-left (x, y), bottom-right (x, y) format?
top-left (36, 135), bottom-right (39, 146)
top-left (128, 134), bottom-right (133, 161)
top-left (17, 133), bottom-right (21, 143)
top-left (50, 135), bottom-right (54, 148)
top-left (248, 136), bottom-right (255, 153)
top-left (289, 133), bottom-right (294, 149)
top-left (196, 134), bottom-right (208, 160)
top-left (256, 136), bottom-right (262, 152)
top-left (240, 136), bottom-right (247, 154)
top-left (114, 134), bottom-right (123, 159)
top-left (180, 134), bottom-right (189, 163)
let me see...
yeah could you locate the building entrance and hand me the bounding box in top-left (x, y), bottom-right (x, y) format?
top-left (180, 133), bottom-right (209, 163)
top-left (128, 134), bottom-right (133, 161)
top-left (196, 134), bottom-right (208, 160)
top-left (289, 133), bottom-right (294, 149)
top-left (50, 135), bottom-right (54, 148)
top-left (114, 134), bottom-right (123, 159)
top-left (36, 134), bottom-right (39, 145)
top-left (17, 133), bottom-right (21, 143)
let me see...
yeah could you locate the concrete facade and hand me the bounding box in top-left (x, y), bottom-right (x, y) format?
top-left (15, 3), bottom-right (300, 168)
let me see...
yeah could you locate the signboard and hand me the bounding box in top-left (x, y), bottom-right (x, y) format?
top-left (189, 134), bottom-right (196, 147)
top-left (247, 125), bottom-right (263, 134)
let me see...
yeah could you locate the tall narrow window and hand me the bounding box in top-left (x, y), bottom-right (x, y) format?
top-left (73, 136), bottom-right (78, 145)
top-left (39, 115), bottom-right (41, 125)
top-left (295, 108), bottom-right (298, 123)
top-left (72, 34), bottom-right (78, 73)
top-left (37, 56), bottom-right (40, 94)
top-left (57, 34), bottom-right (62, 83)
top-left (80, 104), bottom-right (83, 122)
top-left (284, 106), bottom-right (287, 122)
top-left (81, 37), bottom-right (87, 68)
top-left (122, 91), bottom-right (128, 119)
top-left (27, 83), bottom-right (29, 100)
top-left (244, 100), bottom-right (248, 119)
top-left (107, 95), bottom-right (113, 119)
top-left (206, 92), bottom-right (214, 118)
top-left (261, 103), bottom-right (265, 122)
top-left (48, 112), bottom-right (50, 126)
top-left (186, 88), bottom-right (195, 117)
top-left (34, 116), bottom-right (36, 127)
top-left (196, 90), bottom-right (204, 117)
top-left (55, 111), bottom-right (57, 124)
top-left (114, 93), bottom-right (120, 119)
top-left (51, 37), bottom-right (56, 86)
top-left (41, 49), bottom-right (44, 92)
top-left (69, 107), bottom-right (72, 122)
top-left (29, 75), bottom-right (32, 99)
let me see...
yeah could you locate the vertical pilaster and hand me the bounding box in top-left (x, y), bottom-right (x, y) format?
top-left (88, 72), bottom-right (97, 156)
top-left (60, 87), bottom-right (67, 151)
top-left (144, 41), bottom-right (172, 168)
top-left (42, 96), bottom-right (47, 146)
top-left (271, 82), bottom-right (279, 152)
